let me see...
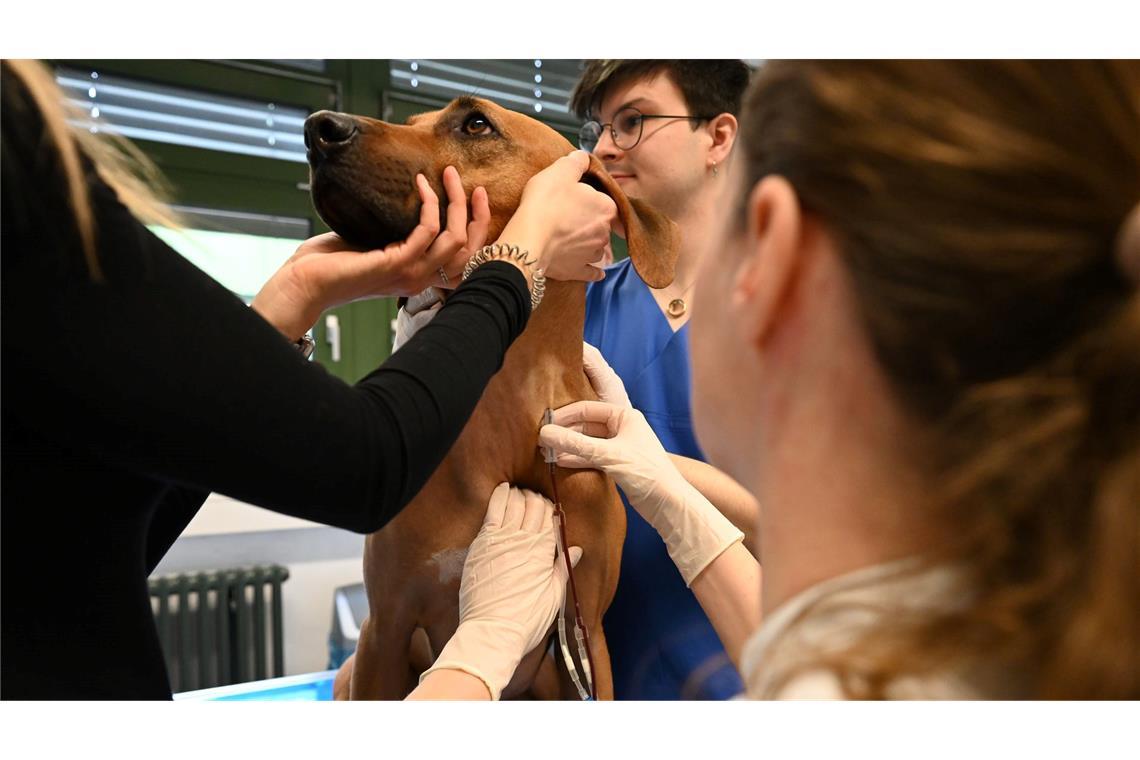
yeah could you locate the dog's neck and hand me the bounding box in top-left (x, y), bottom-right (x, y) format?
top-left (454, 276), bottom-right (590, 486)
top-left (513, 278), bottom-right (587, 359)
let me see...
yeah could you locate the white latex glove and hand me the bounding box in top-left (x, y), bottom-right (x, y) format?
top-left (539, 399), bottom-right (742, 586)
top-left (419, 483), bottom-right (583, 700)
top-left (392, 298), bottom-right (441, 352)
top-left (582, 342), bottom-right (630, 406)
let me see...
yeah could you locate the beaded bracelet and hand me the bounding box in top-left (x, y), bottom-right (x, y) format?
top-left (461, 243), bottom-right (547, 310)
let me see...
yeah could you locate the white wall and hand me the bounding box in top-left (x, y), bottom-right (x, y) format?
top-left (151, 493), bottom-right (365, 678)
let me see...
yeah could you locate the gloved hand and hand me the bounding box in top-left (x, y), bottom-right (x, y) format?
top-left (582, 342), bottom-right (630, 406)
top-left (539, 395), bottom-right (743, 587)
top-left (419, 483), bottom-right (582, 700)
top-left (392, 292), bottom-right (442, 352)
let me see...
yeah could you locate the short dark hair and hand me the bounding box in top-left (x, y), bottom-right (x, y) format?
top-left (569, 60), bottom-right (752, 121)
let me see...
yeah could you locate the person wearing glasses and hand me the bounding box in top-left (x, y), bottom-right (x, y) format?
top-left (568, 60), bottom-right (757, 700)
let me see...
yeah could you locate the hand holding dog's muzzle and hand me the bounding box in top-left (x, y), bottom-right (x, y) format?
top-left (250, 167), bottom-right (489, 342)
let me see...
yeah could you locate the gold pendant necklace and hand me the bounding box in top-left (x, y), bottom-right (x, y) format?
top-left (664, 277), bottom-right (697, 319)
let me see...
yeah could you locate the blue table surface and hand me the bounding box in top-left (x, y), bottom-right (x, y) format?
top-left (174, 670), bottom-right (338, 701)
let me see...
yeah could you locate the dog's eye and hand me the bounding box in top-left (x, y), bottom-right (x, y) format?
top-left (461, 112), bottom-right (494, 136)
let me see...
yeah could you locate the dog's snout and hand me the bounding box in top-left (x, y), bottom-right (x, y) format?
top-left (305, 111), bottom-right (358, 161)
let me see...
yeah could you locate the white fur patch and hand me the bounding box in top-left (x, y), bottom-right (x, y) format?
top-left (428, 548), bottom-right (468, 584)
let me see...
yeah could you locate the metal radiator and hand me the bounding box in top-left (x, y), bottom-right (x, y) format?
top-left (148, 565), bottom-right (290, 692)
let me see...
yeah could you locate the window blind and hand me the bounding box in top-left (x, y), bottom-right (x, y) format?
top-left (56, 66), bottom-right (309, 163)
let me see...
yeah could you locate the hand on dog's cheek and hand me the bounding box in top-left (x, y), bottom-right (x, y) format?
top-left (498, 153), bottom-right (619, 283)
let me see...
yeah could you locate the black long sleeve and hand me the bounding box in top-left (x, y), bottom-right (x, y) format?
top-left (143, 487), bottom-right (211, 575)
top-left (2, 187), bottom-right (529, 531)
top-left (0, 79), bottom-right (530, 698)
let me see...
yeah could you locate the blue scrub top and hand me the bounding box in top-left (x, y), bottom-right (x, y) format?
top-left (585, 258), bottom-right (743, 700)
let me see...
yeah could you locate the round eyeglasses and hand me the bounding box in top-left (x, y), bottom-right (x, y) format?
top-left (578, 106), bottom-right (715, 153)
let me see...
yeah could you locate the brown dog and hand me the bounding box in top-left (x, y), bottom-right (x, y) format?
top-left (305, 97), bottom-right (678, 699)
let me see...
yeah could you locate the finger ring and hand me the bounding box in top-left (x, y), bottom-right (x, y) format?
top-left (438, 267), bottom-right (450, 287)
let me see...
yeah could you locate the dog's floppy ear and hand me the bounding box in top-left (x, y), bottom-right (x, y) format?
top-left (581, 154), bottom-right (678, 289)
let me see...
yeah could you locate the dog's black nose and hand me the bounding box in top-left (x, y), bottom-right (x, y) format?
top-left (304, 111), bottom-right (358, 161)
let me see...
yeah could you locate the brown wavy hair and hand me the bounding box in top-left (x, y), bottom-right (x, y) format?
top-left (738, 61), bottom-right (1140, 698)
top-left (2, 59), bottom-right (179, 280)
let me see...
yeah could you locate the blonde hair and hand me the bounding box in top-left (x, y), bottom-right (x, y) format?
top-left (3, 59), bottom-right (180, 280)
top-left (738, 61), bottom-right (1140, 698)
